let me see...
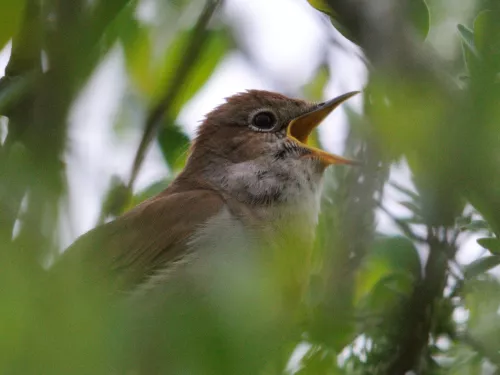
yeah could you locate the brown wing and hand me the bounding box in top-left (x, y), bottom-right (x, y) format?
top-left (60, 189), bottom-right (225, 291)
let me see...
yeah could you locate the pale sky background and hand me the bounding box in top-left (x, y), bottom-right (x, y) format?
top-left (0, 0), bottom-right (488, 267)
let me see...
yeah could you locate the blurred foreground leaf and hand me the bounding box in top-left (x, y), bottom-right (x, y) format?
top-left (158, 122), bottom-right (190, 171)
top-left (409, 0), bottom-right (430, 39)
top-left (0, 0), bottom-right (25, 50)
top-left (132, 178), bottom-right (173, 206)
top-left (476, 237), bottom-right (500, 254)
top-left (464, 255), bottom-right (500, 279)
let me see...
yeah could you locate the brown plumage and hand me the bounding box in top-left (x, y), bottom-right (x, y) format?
top-left (60, 89), bottom-right (358, 294)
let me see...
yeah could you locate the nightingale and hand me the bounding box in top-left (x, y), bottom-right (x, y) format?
top-left (63, 89), bottom-right (359, 298)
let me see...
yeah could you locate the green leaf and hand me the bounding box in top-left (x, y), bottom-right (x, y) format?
top-left (125, 27), bottom-right (230, 115)
top-left (409, 0), bottom-right (430, 39)
top-left (306, 0), bottom-right (355, 43)
top-left (0, 73), bottom-right (36, 116)
top-left (158, 122), bottom-right (190, 171)
top-left (399, 201), bottom-right (422, 216)
top-left (101, 176), bottom-right (132, 217)
top-left (132, 178), bottom-right (172, 206)
top-left (476, 237), bottom-right (500, 254)
top-left (457, 24), bottom-right (478, 55)
top-left (390, 181), bottom-right (420, 201)
top-left (356, 236), bottom-right (421, 304)
top-left (455, 215), bottom-right (472, 228)
top-left (0, 0), bottom-right (26, 50)
top-left (474, 10), bottom-right (500, 60)
top-left (461, 220), bottom-right (490, 232)
top-left (464, 255), bottom-right (500, 279)
top-left (458, 24), bottom-right (481, 75)
top-left (297, 346), bottom-right (339, 375)
top-left (168, 28), bottom-right (231, 117)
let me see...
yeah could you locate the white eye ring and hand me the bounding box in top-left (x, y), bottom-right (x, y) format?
top-left (248, 108), bottom-right (278, 132)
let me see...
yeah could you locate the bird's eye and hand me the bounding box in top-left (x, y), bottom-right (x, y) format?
top-left (251, 111), bottom-right (277, 131)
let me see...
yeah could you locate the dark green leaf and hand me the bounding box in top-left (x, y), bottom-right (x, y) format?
top-left (0, 73), bottom-right (36, 116)
top-left (409, 0), bottom-right (430, 39)
top-left (158, 122), bottom-right (190, 171)
top-left (455, 215), bottom-right (472, 227)
top-left (101, 176), bottom-right (132, 217)
top-left (306, 0), bottom-right (355, 43)
top-left (464, 255), bottom-right (500, 279)
top-left (477, 237), bottom-right (500, 255)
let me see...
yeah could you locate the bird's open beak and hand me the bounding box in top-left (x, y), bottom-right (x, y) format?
top-left (287, 91), bottom-right (360, 166)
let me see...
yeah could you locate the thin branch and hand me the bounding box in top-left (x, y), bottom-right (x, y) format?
top-left (126, 0), bottom-right (223, 190)
top-left (378, 203), bottom-right (427, 243)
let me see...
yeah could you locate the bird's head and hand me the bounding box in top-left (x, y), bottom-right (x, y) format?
top-left (182, 90), bottom-right (359, 204)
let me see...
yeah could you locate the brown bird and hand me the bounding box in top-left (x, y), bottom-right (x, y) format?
top-left (63, 89), bottom-right (359, 298)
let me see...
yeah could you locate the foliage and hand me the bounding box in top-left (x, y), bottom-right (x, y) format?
top-left (0, 0), bottom-right (500, 374)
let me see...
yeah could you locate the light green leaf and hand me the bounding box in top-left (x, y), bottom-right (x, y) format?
top-left (168, 29), bottom-right (231, 117)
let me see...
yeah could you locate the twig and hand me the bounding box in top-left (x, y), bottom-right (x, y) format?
top-left (386, 232), bottom-right (451, 374)
top-left (378, 203), bottom-right (427, 243)
top-left (126, 0), bottom-right (223, 190)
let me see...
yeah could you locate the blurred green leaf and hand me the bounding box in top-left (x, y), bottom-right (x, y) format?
top-left (461, 219), bottom-right (490, 232)
top-left (307, 0), bottom-right (429, 41)
top-left (0, 0), bottom-right (26, 50)
top-left (168, 28), bottom-right (231, 117)
top-left (0, 74), bottom-right (36, 116)
top-left (476, 237), bottom-right (500, 254)
top-left (356, 236), bottom-right (420, 305)
top-left (399, 201), bottom-right (422, 216)
top-left (390, 181), bottom-right (419, 201)
top-left (457, 24), bottom-right (478, 56)
top-left (132, 178), bottom-right (173, 206)
top-left (158, 122), bottom-right (190, 171)
top-left (464, 255), bottom-right (500, 279)
top-left (474, 10), bottom-right (500, 63)
top-left (297, 346), bottom-right (340, 375)
top-left (126, 27), bottom-right (230, 113)
top-left (101, 176), bottom-right (132, 217)
top-left (458, 24), bottom-right (481, 75)
top-left (306, 0), bottom-right (354, 42)
top-left (409, 0), bottom-right (430, 39)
